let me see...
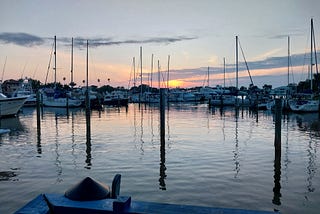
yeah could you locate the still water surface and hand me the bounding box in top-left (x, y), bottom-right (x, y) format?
top-left (0, 103), bottom-right (319, 213)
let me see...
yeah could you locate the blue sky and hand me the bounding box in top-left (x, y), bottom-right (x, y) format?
top-left (1, 0), bottom-right (320, 88)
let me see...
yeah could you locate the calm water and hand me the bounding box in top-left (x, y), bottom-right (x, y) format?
top-left (0, 103), bottom-right (319, 214)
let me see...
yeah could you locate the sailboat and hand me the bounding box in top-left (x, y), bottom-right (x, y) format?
top-left (289, 19), bottom-right (320, 112)
top-left (42, 36), bottom-right (82, 108)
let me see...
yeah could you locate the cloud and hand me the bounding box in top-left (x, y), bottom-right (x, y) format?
top-left (72, 36), bottom-right (198, 48)
top-left (0, 32), bottom-right (197, 48)
top-left (0, 32), bottom-right (44, 46)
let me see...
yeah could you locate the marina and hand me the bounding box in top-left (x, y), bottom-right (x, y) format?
top-left (0, 103), bottom-right (319, 213)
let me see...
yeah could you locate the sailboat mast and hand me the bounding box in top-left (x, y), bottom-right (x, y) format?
top-left (167, 55), bottom-right (170, 89)
top-left (133, 57), bottom-right (136, 87)
top-left (288, 36), bottom-right (290, 86)
top-left (140, 46), bottom-right (142, 101)
top-left (86, 40), bottom-right (89, 89)
top-left (150, 54), bottom-right (154, 89)
top-left (54, 35), bottom-right (57, 86)
top-left (71, 37), bottom-right (74, 87)
top-left (158, 60), bottom-right (160, 90)
top-left (236, 36), bottom-right (239, 90)
top-left (224, 57), bottom-right (226, 89)
top-left (311, 18), bottom-right (313, 91)
top-left (207, 66), bottom-right (210, 87)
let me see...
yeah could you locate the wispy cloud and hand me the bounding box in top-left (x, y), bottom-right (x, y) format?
top-left (0, 32), bottom-right (197, 48)
top-left (0, 32), bottom-right (44, 46)
top-left (73, 36), bottom-right (197, 48)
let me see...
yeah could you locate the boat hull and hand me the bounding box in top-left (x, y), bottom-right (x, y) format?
top-left (0, 96), bottom-right (28, 117)
top-left (289, 100), bottom-right (319, 112)
top-left (43, 97), bottom-right (82, 108)
top-left (15, 193), bottom-right (276, 214)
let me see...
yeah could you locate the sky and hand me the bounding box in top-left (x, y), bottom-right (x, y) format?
top-left (1, 0), bottom-right (320, 89)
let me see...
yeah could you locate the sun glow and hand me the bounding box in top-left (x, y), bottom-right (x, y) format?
top-left (168, 80), bottom-right (185, 88)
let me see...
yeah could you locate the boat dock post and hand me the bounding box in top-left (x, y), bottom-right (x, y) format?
top-left (160, 88), bottom-right (166, 142)
top-left (273, 98), bottom-right (282, 206)
top-left (36, 90), bottom-right (41, 132)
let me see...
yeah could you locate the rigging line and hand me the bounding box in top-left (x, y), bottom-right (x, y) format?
top-left (128, 58), bottom-right (134, 90)
top-left (238, 39), bottom-right (254, 86)
top-left (1, 56), bottom-right (7, 82)
top-left (161, 70), bottom-right (167, 88)
top-left (202, 68), bottom-right (206, 87)
top-left (21, 61), bottom-right (28, 79)
top-left (289, 55), bottom-right (295, 84)
top-left (32, 64), bottom-right (39, 79)
top-left (45, 40), bottom-right (55, 84)
top-left (312, 25), bottom-right (319, 75)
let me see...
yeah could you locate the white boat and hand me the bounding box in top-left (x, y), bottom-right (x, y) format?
top-left (103, 91), bottom-right (129, 106)
top-left (0, 92), bottom-right (28, 117)
top-left (289, 99), bottom-right (319, 112)
top-left (42, 88), bottom-right (82, 108)
top-left (209, 94), bottom-right (236, 106)
top-left (12, 78), bottom-right (37, 106)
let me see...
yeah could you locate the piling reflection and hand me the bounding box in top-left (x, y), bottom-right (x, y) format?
top-left (159, 89), bottom-right (167, 190)
top-left (54, 114), bottom-right (62, 183)
top-left (233, 107), bottom-right (240, 178)
top-left (85, 107), bottom-right (92, 169)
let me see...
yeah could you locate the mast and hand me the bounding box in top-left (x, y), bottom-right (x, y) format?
top-left (167, 55), bottom-right (170, 89)
top-left (158, 60), bottom-right (160, 90)
top-left (54, 35), bottom-right (57, 86)
top-left (86, 40), bottom-right (90, 110)
top-left (71, 37), bottom-right (74, 87)
top-left (236, 36), bottom-right (239, 90)
top-left (207, 66), bottom-right (210, 87)
top-left (133, 57), bottom-right (136, 87)
top-left (224, 57), bottom-right (226, 89)
top-left (311, 18), bottom-right (313, 91)
top-left (287, 36), bottom-right (290, 86)
top-left (140, 46), bottom-right (142, 102)
top-left (150, 54), bottom-right (154, 89)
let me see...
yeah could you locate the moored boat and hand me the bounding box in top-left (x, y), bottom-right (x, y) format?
top-left (0, 92), bottom-right (28, 117)
top-left (15, 175), bottom-right (276, 214)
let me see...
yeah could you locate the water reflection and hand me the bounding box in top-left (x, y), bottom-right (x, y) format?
top-left (85, 106), bottom-right (92, 169)
top-left (234, 107), bottom-right (240, 178)
top-left (0, 169), bottom-right (19, 181)
top-left (0, 117), bottom-right (25, 134)
top-left (54, 114), bottom-right (62, 183)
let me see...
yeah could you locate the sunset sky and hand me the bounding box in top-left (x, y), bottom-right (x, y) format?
top-left (1, 0), bottom-right (320, 89)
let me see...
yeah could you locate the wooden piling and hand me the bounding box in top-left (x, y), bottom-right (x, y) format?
top-left (273, 98), bottom-right (282, 206)
top-left (274, 98), bottom-right (282, 151)
top-left (36, 90), bottom-right (41, 133)
top-left (36, 90), bottom-right (42, 154)
top-left (160, 88), bottom-right (166, 143)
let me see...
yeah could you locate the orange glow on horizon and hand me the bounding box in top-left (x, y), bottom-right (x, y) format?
top-left (168, 79), bottom-right (186, 88)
